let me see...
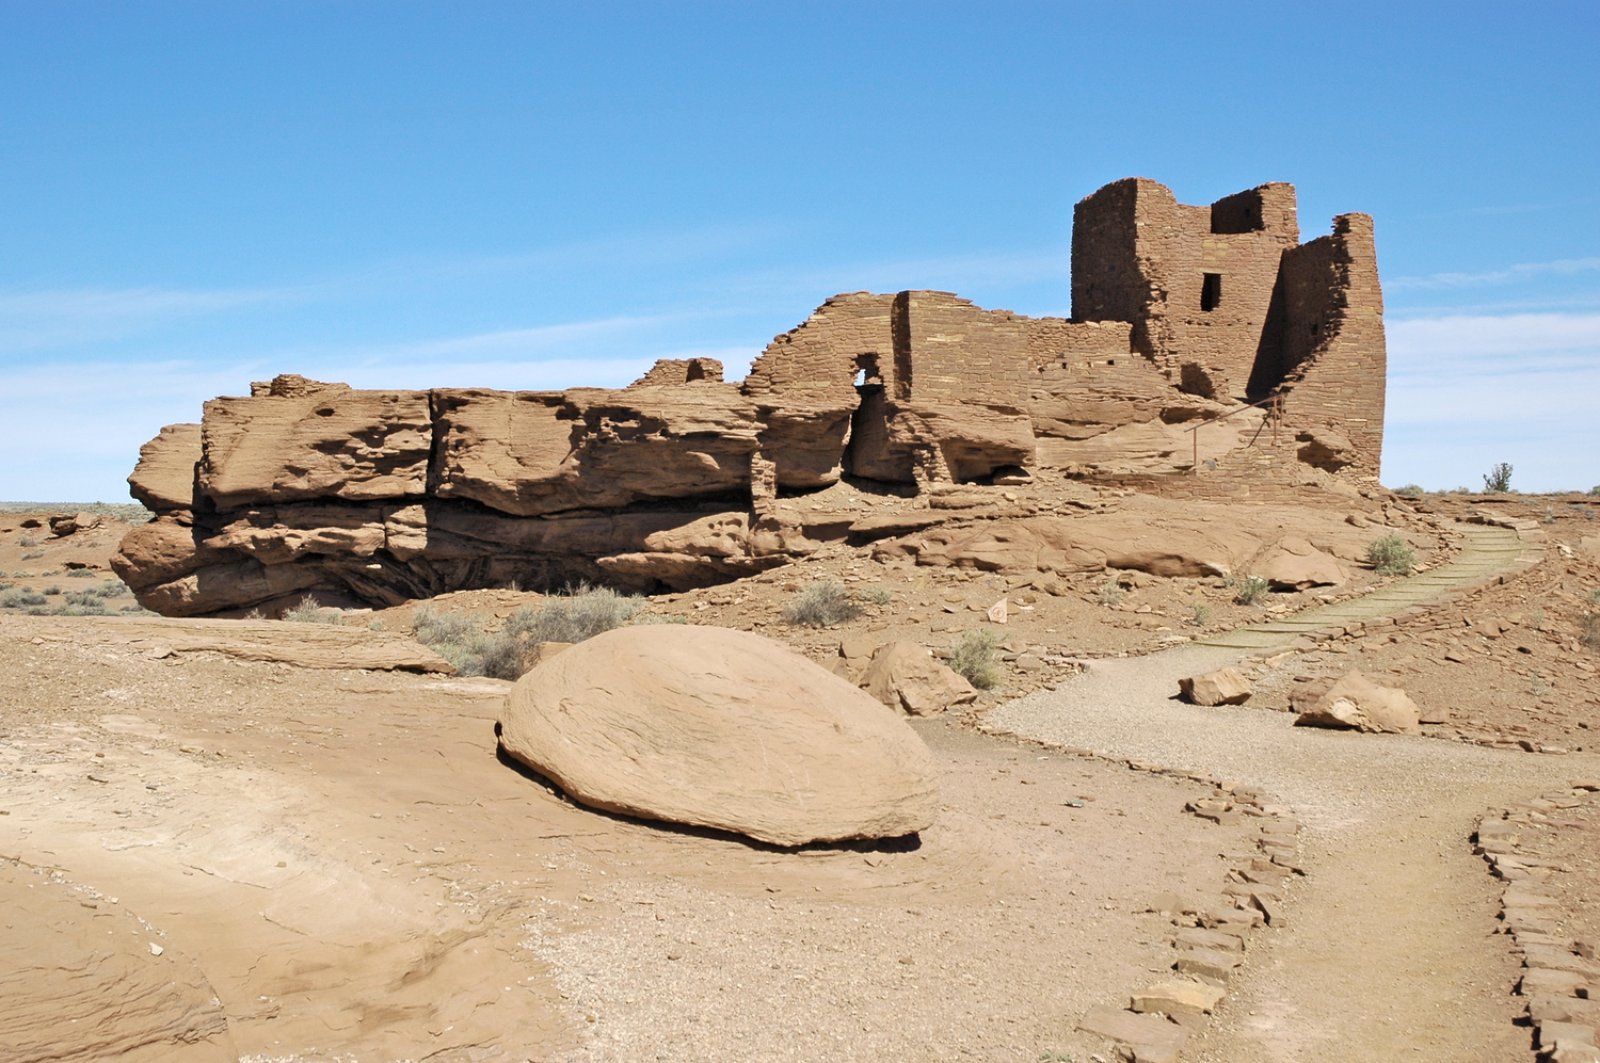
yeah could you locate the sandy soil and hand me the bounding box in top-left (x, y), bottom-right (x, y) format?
top-left (2, 493), bottom-right (1597, 1062)
top-left (0, 615), bottom-right (1261, 1061)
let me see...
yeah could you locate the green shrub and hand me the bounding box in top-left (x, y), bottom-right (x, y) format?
top-left (0, 589), bottom-right (47, 608)
top-left (1190, 603), bottom-right (1212, 626)
top-left (1096, 579), bottom-right (1125, 608)
top-left (946, 629), bottom-right (1002, 690)
top-left (1394, 484), bottom-right (1425, 498)
top-left (1582, 612), bottom-right (1600, 653)
top-left (1234, 575), bottom-right (1270, 605)
top-left (1482, 462), bottom-right (1513, 493)
top-left (782, 580), bottom-right (862, 627)
top-left (66, 568), bottom-right (97, 579)
top-left (1365, 533), bottom-right (1418, 576)
top-left (42, 585), bottom-right (62, 596)
top-left (281, 595), bottom-right (345, 624)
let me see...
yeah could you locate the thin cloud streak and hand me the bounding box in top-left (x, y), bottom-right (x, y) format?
top-left (0, 284), bottom-right (300, 353)
top-left (1386, 311), bottom-right (1600, 357)
top-left (1388, 257), bottom-right (1600, 291)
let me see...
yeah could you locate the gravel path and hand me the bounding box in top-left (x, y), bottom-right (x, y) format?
top-left (986, 526), bottom-right (1600, 1061)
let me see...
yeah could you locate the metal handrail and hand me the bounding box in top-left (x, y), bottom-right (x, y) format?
top-left (1186, 392), bottom-right (1283, 472)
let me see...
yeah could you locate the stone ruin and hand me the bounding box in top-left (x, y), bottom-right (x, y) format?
top-left (113, 177), bottom-right (1388, 616)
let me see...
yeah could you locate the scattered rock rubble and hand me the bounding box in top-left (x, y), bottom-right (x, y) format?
top-left (1475, 781), bottom-right (1600, 1062)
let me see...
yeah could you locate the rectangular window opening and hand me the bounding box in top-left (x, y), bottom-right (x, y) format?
top-left (1201, 273), bottom-right (1223, 312)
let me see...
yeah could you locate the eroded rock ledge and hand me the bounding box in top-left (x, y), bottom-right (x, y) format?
top-left (114, 177), bottom-right (1389, 616)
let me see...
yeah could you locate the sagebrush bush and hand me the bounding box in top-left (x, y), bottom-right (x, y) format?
top-left (0, 589), bottom-right (47, 608)
top-left (782, 580), bottom-right (862, 627)
top-left (282, 595), bottom-right (345, 624)
top-left (413, 585), bottom-right (649, 680)
top-left (859, 584), bottom-right (893, 606)
top-left (506, 584), bottom-right (643, 644)
top-left (946, 629), bottom-right (1002, 690)
top-left (1097, 579), bottom-right (1126, 608)
top-left (1234, 575), bottom-right (1270, 605)
top-left (1394, 484), bottom-right (1425, 498)
top-left (1365, 533), bottom-right (1418, 576)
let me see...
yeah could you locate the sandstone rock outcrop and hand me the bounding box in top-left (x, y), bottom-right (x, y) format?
top-left (0, 859), bottom-right (236, 1062)
top-left (1179, 667), bottom-right (1252, 706)
top-left (856, 640), bottom-right (979, 716)
top-left (1293, 670), bottom-right (1422, 735)
top-left (497, 625), bottom-right (939, 846)
top-left (115, 177), bottom-right (1389, 616)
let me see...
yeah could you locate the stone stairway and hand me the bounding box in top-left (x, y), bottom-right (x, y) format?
top-left (1193, 523), bottom-right (1539, 652)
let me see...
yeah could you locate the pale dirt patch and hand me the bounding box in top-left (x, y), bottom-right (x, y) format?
top-left (0, 627), bottom-right (1256, 1062)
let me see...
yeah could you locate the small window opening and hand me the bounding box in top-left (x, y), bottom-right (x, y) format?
top-left (853, 352), bottom-right (883, 389)
top-left (1201, 273), bottom-right (1223, 312)
top-left (1309, 322), bottom-right (1320, 337)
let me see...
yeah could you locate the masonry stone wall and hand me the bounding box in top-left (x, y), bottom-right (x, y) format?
top-left (738, 176), bottom-right (1384, 486)
top-left (1071, 179), bottom-right (1300, 400)
top-left (1269, 213), bottom-right (1387, 478)
top-left (629, 357), bottom-right (725, 387)
top-left (742, 292), bottom-right (896, 405)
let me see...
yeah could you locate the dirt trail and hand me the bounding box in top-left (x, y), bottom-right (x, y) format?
top-left (987, 529), bottom-right (1597, 1061)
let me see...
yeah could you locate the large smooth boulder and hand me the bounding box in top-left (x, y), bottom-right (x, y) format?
top-left (498, 625), bottom-right (939, 846)
top-left (858, 640), bottom-right (978, 717)
top-left (1293, 670), bottom-right (1421, 735)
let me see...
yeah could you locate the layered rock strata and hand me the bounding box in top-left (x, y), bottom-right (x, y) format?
top-left (115, 177), bottom-right (1388, 616)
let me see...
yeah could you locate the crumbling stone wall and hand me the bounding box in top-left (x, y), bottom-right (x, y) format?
top-left (628, 357), bottom-right (725, 387)
top-left (1264, 213), bottom-right (1387, 478)
top-left (743, 292), bottom-right (896, 404)
top-left (1071, 179), bottom-right (1301, 400)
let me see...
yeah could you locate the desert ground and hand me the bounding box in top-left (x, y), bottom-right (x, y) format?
top-left (2, 489), bottom-right (1598, 1063)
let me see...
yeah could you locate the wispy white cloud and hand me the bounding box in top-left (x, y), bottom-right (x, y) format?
top-left (0, 284), bottom-right (298, 353)
top-left (1388, 257), bottom-right (1600, 292)
top-left (1383, 310), bottom-right (1600, 491)
top-left (1387, 311), bottom-right (1600, 359)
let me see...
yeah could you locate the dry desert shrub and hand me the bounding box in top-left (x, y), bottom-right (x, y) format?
top-left (946, 628), bottom-right (1002, 690)
top-left (414, 584), bottom-right (650, 680)
top-left (1482, 462), bottom-right (1514, 493)
top-left (282, 594), bottom-right (347, 624)
top-left (1234, 575), bottom-right (1271, 605)
top-left (782, 580), bottom-right (862, 627)
top-left (506, 584), bottom-right (643, 645)
top-left (1365, 533), bottom-right (1418, 577)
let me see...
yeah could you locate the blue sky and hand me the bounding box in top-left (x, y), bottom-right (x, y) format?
top-left (3, 1), bottom-right (1597, 500)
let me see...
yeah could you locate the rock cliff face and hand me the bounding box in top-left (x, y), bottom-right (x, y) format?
top-left (114, 177), bottom-right (1388, 617)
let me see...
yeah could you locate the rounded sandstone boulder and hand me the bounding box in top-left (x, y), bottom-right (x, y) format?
top-left (497, 625), bottom-right (940, 846)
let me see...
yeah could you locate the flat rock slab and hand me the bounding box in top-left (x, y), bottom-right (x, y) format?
top-left (0, 614), bottom-right (455, 673)
top-left (0, 859), bottom-right (235, 1062)
top-left (1078, 1005), bottom-right (1188, 1063)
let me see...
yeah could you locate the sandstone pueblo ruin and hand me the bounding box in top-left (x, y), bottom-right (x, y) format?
top-left (114, 178), bottom-right (1387, 616)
